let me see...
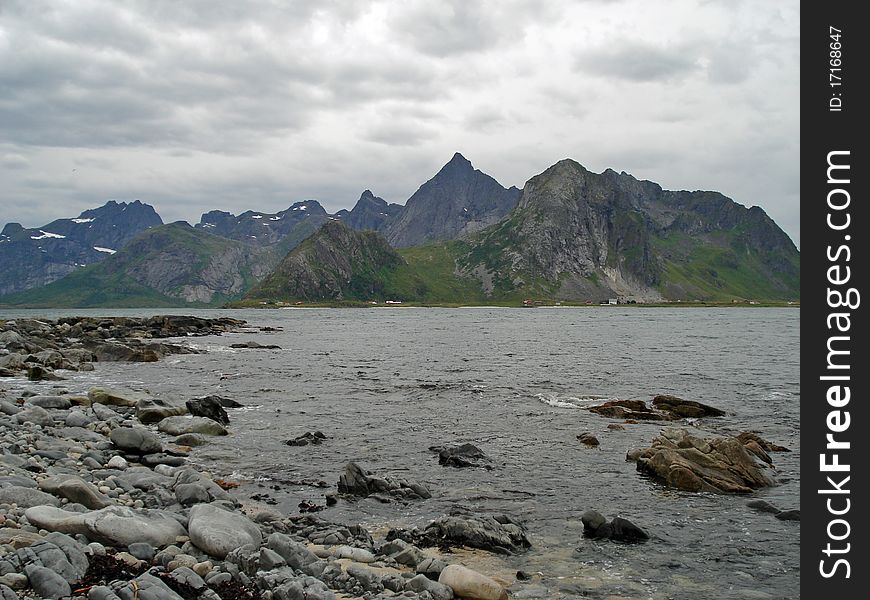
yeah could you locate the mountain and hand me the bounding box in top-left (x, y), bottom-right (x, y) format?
top-left (245, 220), bottom-right (415, 302)
top-left (456, 160), bottom-right (800, 301)
top-left (248, 159), bottom-right (799, 305)
top-left (384, 153), bottom-right (521, 248)
top-left (1, 222), bottom-right (280, 307)
top-left (195, 201), bottom-right (329, 245)
top-left (0, 200), bottom-right (163, 295)
top-left (333, 190), bottom-right (404, 232)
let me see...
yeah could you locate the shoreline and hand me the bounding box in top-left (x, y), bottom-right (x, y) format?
top-left (0, 316), bottom-right (547, 600)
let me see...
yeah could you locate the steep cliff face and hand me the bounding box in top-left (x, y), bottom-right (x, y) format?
top-left (0, 200), bottom-right (163, 295)
top-left (195, 201), bottom-right (329, 245)
top-left (246, 220), bottom-right (419, 301)
top-left (385, 153), bottom-right (521, 248)
top-left (1, 223), bottom-right (279, 307)
top-left (459, 160), bottom-right (799, 301)
top-left (334, 190), bottom-right (404, 232)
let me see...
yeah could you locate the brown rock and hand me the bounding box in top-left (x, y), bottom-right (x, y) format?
top-left (651, 394), bottom-right (725, 418)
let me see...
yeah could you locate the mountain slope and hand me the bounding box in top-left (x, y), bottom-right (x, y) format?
top-left (246, 220), bottom-right (411, 301)
top-left (457, 160), bottom-right (799, 301)
top-left (195, 201), bottom-right (329, 245)
top-left (334, 190), bottom-right (404, 232)
top-left (0, 200), bottom-right (163, 295)
top-left (0, 222), bottom-right (280, 307)
top-left (384, 153), bottom-right (521, 248)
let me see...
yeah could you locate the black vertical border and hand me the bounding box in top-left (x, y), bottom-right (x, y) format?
top-left (802, 2), bottom-right (867, 597)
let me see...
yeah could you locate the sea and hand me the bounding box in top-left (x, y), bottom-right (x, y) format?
top-left (1, 307), bottom-right (800, 600)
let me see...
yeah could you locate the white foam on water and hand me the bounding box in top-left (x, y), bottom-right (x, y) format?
top-left (535, 392), bottom-right (617, 409)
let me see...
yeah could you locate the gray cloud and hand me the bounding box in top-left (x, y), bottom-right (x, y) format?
top-left (0, 0), bottom-right (800, 246)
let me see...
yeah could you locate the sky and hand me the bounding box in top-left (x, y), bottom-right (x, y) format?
top-left (0, 0), bottom-right (800, 246)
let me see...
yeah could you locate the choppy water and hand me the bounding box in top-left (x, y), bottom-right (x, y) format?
top-left (3, 307), bottom-right (800, 599)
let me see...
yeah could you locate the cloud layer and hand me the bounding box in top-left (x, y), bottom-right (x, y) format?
top-left (0, 0), bottom-right (800, 245)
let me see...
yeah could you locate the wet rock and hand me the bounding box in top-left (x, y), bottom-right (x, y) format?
top-left (230, 341), bottom-right (282, 349)
top-left (746, 500), bottom-right (781, 514)
top-left (175, 483), bottom-right (211, 506)
top-left (418, 512), bottom-right (531, 554)
top-left (576, 433), bottom-right (600, 447)
top-left (192, 394), bottom-right (244, 409)
top-left (110, 427), bottom-right (163, 454)
top-left (609, 517), bottom-right (649, 542)
top-left (337, 462), bottom-right (431, 500)
top-left (185, 397), bottom-right (229, 425)
top-left (158, 416), bottom-right (228, 436)
top-left (137, 397), bottom-right (187, 424)
top-left (127, 542), bottom-right (156, 562)
top-left (588, 399), bottom-right (667, 421)
top-left (88, 388), bottom-right (146, 408)
top-left (286, 431), bottom-right (326, 446)
top-left (27, 365), bottom-right (63, 381)
top-left (630, 427), bottom-right (777, 493)
top-left (431, 443), bottom-right (493, 469)
top-left (651, 395), bottom-right (725, 418)
top-left (174, 433), bottom-right (209, 447)
top-left (188, 503), bottom-right (262, 559)
top-left (439, 564), bottom-right (507, 600)
top-left (24, 505), bottom-right (186, 547)
top-left (775, 509), bottom-right (800, 521)
top-left (736, 432), bottom-right (791, 453)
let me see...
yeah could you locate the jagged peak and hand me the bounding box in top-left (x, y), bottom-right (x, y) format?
top-left (436, 152), bottom-right (475, 176)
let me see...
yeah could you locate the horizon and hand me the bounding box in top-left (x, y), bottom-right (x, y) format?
top-left (1, 151), bottom-right (801, 248)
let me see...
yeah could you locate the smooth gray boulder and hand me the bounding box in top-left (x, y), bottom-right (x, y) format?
top-left (14, 405), bottom-right (55, 428)
top-left (110, 427), bottom-right (162, 454)
top-left (158, 416), bottom-right (227, 436)
top-left (188, 503), bottom-right (262, 558)
top-left (23, 565), bottom-right (70, 600)
top-left (0, 486), bottom-right (60, 508)
top-left (57, 477), bottom-right (113, 509)
top-left (24, 505), bottom-right (186, 547)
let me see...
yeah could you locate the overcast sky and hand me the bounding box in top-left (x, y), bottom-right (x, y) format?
top-left (0, 0), bottom-right (800, 246)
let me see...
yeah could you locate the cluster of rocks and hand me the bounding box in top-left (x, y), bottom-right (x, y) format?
top-left (337, 463), bottom-right (431, 502)
top-left (285, 433), bottom-right (326, 447)
top-left (580, 511), bottom-right (648, 543)
top-left (587, 395), bottom-right (725, 422)
top-left (387, 511), bottom-right (531, 556)
top-left (0, 383), bottom-right (516, 600)
top-left (0, 316), bottom-right (246, 379)
top-left (627, 427), bottom-right (783, 494)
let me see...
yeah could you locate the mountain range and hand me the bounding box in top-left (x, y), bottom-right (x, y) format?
top-left (0, 154), bottom-right (799, 307)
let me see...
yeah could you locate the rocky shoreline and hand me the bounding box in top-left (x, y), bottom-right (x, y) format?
top-left (0, 317), bottom-right (524, 600)
top-left (0, 315), bottom-right (799, 599)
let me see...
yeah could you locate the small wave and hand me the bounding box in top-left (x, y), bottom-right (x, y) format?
top-left (535, 393), bottom-right (617, 409)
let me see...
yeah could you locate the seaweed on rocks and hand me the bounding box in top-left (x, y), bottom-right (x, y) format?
top-left (73, 553), bottom-right (148, 593)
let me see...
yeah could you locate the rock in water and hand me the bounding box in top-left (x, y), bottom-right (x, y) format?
top-left (337, 462), bottom-right (431, 500)
top-left (431, 443), bottom-right (493, 469)
top-left (137, 397), bottom-right (188, 424)
top-left (421, 513), bottom-right (531, 554)
top-left (439, 564), bottom-right (508, 600)
top-left (157, 416), bottom-right (228, 436)
top-left (630, 427), bottom-right (777, 493)
top-left (188, 503), bottom-right (262, 559)
top-left (88, 387), bottom-right (147, 407)
top-left (650, 394), bottom-right (725, 418)
top-left (185, 397), bottom-right (229, 425)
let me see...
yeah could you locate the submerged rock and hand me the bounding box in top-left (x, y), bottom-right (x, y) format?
top-left (185, 396), bottom-right (229, 425)
top-left (650, 394), bottom-right (725, 418)
top-left (399, 512), bottom-right (532, 555)
top-left (431, 443), bottom-right (493, 469)
top-left (337, 462), bottom-right (431, 500)
top-left (629, 427), bottom-right (777, 493)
